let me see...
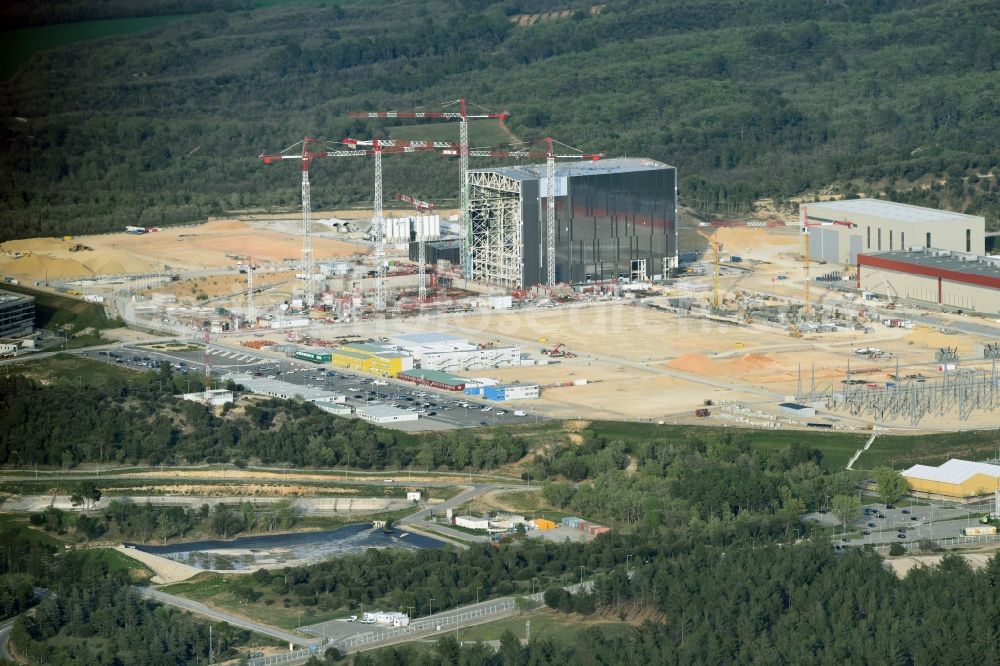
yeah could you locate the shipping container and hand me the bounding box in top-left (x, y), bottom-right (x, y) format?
top-left (962, 525), bottom-right (997, 536)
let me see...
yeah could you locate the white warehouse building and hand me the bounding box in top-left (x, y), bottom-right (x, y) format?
top-left (801, 199), bottom-right (985, 266)
top-left (391, 332), bottom-right (521, 372)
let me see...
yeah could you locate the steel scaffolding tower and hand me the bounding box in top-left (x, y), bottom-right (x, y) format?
top-left (348, 99), bottom-right (509, 277)
top-left (467, 170), bottom-right (523, 289)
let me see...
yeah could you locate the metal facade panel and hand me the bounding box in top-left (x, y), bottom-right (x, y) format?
top-left (849, 235), bottom-right (862, 264)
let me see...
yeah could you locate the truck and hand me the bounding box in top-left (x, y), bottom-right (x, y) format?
top-left (694, 408), bottom-right (710, 417)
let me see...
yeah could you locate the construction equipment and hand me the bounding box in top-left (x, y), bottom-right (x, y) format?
top-left (348, 137), bottom-right (601, 287)
top-left (541, 343), bottom-right (577, 358)
top-left (349, 98), bottom-right (509, 275)
top-left (392, 193), bottom-right (435, 212)
top-left (261, 138), bottom-right (434, 312)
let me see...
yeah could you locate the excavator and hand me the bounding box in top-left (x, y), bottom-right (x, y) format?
top-left (541, 343), bottom-right (577, 358)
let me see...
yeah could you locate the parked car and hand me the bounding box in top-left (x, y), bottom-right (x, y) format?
top-left (346, 616), bottom-right (357, 622)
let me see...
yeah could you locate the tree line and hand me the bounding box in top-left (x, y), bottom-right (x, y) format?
top-left (1, 0), bottom-right (998, 242)
top-left (0, 369), bottom-right (526, 471)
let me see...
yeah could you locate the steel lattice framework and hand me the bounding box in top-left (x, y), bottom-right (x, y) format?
top-left (467, 171), bottom-right (523, 289)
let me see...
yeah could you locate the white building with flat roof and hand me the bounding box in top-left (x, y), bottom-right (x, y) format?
top-left (391, 332), bottom-right (520, 372)
top-left (801, 199), bottom-right (985, 265)
top-left (179, 389), bottom-right (234, 406)
top-left (356, 404), bottom-right (419, 424)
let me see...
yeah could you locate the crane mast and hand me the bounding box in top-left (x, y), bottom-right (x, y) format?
top-left (348, 98), bottom-right (509, 279)
top-left (300, 160), bottom-right (314, 308)
top-left (373, 141), bottom-right (387, 312)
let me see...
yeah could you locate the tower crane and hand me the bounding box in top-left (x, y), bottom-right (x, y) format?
top-left (439, 138), bottom-right (602, 287)
top-left (348, 99), bottom-right (509, 276)
top-left (261, 138), bottom-right (433, 312)
top-left (800, 206), bottom-right (856, 314)
top-left (345, 136), bottom-right (600, 288)
top-left (260, 137), bottom-right (369, 309)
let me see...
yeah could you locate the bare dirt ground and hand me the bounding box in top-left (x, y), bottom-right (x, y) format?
top-left (114, 545), bottom-right (206, 584)
top-left (0, 217), bottom-right (370, 280)
top-left (885, 545), bottom-right (999, 577)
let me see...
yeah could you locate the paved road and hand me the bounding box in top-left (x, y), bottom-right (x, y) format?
top-left (135, 587), bottom-right (322, 649)
top-left (398, 483), bottom-right (538, 545)
top-left (0, 617), bottom-right (15, 662)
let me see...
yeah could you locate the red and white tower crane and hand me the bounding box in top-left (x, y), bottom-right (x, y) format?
top-left (441, 139), bottom-right (602, 287)
top-left (261, 138), bottom-right (431, 312)
top-left (260, 137), bottom-right (369, 309)
top-left (348, 99), bottom-right (509, 274)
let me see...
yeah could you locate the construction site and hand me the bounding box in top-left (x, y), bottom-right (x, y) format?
top-left (3, 98), bottom-right (1000, 432)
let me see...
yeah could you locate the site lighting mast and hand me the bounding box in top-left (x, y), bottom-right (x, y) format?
top-left (348, 99), bottom-right (510, 275)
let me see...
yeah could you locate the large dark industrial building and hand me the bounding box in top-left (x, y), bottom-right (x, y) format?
top-left (465, 157), bottom-right (677, 289)
top-left (0, 289), bottom-right (35, 338)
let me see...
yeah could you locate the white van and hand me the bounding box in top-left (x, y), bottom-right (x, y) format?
top-left (513, 411), bottom-right (527, 417)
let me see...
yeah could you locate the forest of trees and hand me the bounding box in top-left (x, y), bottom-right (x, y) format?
top-left (0, 369), bottom-right (526, 470)
top-left (3, 537), bottom-right (256, 665)
top-left (352, 546), bottom-right (1000, 665)
top-left (1, 0), bottom-right (998, 241)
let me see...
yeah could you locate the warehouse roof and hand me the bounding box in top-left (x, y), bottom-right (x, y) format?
top-left (859, 249), bottom-right (1000, 284)
top-left (221, 372), bottom-right (345, 402)
top-left (355, 404), bottom-right (416, 419)
top-left (398, 368), bottom-right (467, 387)
top-left (902, 459), bottom-right (1000, 484)
top-left (805, 199), bottom-right (982, 224)
top-left (472, 157), bottom-right (672, 181)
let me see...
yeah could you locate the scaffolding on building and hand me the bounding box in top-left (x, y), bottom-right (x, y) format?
top-left (467, 170), bottom-right (524, 289)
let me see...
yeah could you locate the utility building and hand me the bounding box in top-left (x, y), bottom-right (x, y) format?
top-left (802, 199), bottom-right (985, 265)
top-left (466, 158), bottom-right (677, 288)
top-left (858, 248), bottom-right (1000, 314)
top-left (902, 459), bottom-right (1000, 498)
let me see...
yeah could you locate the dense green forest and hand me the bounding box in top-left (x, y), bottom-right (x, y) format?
top-left (353, 546), bottom-right (1000, 665)
top-left (0, 531), bottom-right (258, 665)
top-left (0, 368), bottom-right (526, 469)
top-left (1, 0), bottom-right (998, 241)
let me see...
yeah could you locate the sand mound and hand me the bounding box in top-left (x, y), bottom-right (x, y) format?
top-left (667, 353), bottom-right (717, 375)
top-left (667, 352), bottom-right (776, 376)
top-left (82, 251), bottom-right (155, 275)
top-left (0, 254), bottom-right (93, 278)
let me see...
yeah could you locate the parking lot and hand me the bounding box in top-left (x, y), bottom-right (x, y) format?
top-left (826, 502), bottom-right (990, 549)
top-left (79, 343), bottom-right (540, 430)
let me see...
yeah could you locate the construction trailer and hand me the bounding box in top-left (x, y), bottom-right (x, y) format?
top-left (802, 199), bottom-right (985, 265)
top-left (329, 343), bottom-right (412, 377)
top-left (466, 157), bottom-right (677, 288)
top-left (482, 383), bottom-right (540, 401)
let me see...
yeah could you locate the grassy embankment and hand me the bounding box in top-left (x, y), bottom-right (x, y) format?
top-left (0, 284), bottom-right (121, 348)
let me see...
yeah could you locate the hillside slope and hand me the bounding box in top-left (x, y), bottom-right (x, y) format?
top-left (0, 0), bottom-right (997, 240)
